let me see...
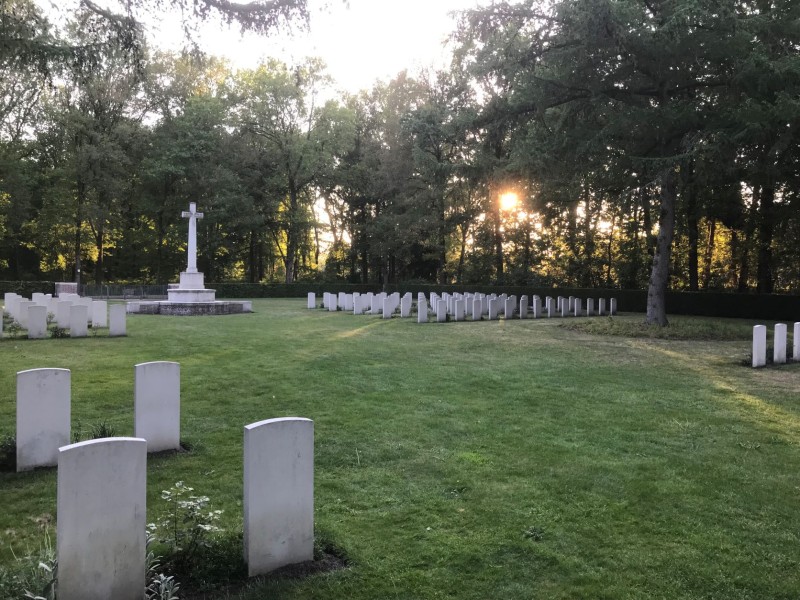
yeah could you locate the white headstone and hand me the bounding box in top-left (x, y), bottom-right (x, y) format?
top-left (454, 299), bottom-right (465, 321)
top-left (57, 438), bottom-right (147, 600)
top-left (244, 417), bottom-right (314, 576)
top-left (472, 297), bottom-right (481, 321)
top-left (134, 361), bottom-right (180, 452)
top-left (504, 298), bottom-right (515, 320)
top-left (519, 295), bottom-right (528, 319)
top-left (794, 322), bottom-right (800, 362)
top-left (328, 294), bottom-right (338, 312)
top-left (400, 294), bottom-right (412, 318)
top-left (109, 304), bottom-right (127, 336)
top-left (27, 305), bottom-right (47, 339)
top-left (598, 298), bottom-right (606, 316)
top-left (307, 292), bottom-right (316, 309)
top-left (437, 299), bottom-right (447, 323)
top-left (70, 304), bottom-right (88, 337)
top-left (91, 300), bottom-right (108, 328)
top-left (532, 296), bottom-right (542, 319)
top-left (574, 298), bottom-right (582, 317)
top-left (610, 298), bottom-right (618, 315)
top-left (17, 300), bottom-right (33, 328)
top-left (774, 323), bottom-right (787, 364)
top-left (383, 297), bottom-right (392, 319)
top-left (353, 294), bottom-right (363, 315)
top-left (16, 368), bottom-right (70, 471)
top-left (752, 325), bottom-right (767, 368)
top-left (56, 300), bottom-right (72, 329)
top-left (568, 296), bottom-right (575, 312)
top-left (560, 300), bottom-right (568, 318)
top-left (587, 298), bottom-right (595, 316)
top-left (417, 297), bottom-right (428, 323)
top-left (344, 294), bottom-right (354, 312)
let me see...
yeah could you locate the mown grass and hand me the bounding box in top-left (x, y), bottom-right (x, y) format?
top-left (1, 300), bottom-right (800, 599)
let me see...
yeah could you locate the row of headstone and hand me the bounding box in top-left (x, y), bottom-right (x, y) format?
top-left (309, 292), bottom-right (617, 323)
top-left (752, 322), bottom-right (800, 367)
top-left (15, 362), bottom-right (180, 471)
top-left (56, 416), bottom-right (313, 599)
top-left (3, 293), bottom-right (126, 338)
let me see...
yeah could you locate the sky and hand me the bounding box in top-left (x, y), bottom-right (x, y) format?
top-left (71, 0), bottom-right (485, 94)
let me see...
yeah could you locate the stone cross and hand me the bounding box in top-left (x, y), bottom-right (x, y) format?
top-left (181, 202), bottom-right (204, 274)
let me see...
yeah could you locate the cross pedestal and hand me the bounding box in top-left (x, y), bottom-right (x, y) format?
top-left (168, 202), bottom-right (216, 303)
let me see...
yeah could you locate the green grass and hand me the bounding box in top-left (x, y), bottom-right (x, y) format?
top-left (1, 300), bottom-right (800, 599)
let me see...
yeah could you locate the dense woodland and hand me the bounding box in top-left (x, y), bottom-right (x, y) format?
top-left (2, 0), bottom-right (799, 324)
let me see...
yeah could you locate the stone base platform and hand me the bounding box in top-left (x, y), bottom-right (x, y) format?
top-left (126, 300), bottom-right (252, 316)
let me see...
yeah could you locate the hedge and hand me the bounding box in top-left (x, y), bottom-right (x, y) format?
top-left (0, 281), bottom-right (55, 297)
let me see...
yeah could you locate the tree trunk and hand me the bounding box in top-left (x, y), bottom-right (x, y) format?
top-left (756, 183), bottom-right (774, 293)
top-left (701, 219), bottom-right (716, 289)
top-left (74, 177), bottom-right (85, 286)
top-left (686, 191), bottom-right (699, 291)
top-left (738, 186), bottom-right (759, 292)
top-left (94, 220), bottom-right (104, 285)
top-left (284, 185), bottom-right (299, 284)
top-left (645, 167), bottom-right (677, 326)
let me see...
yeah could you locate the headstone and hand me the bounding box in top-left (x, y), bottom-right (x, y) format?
top-left (344, 294), bottom-right (354, 312)
top-left (574, 298), bottom-right (582, 317)
top-left (560, 300), bottom-right (568, 318)
top-left (546, 297), bottom-right (553, 318)
top-left (598, 298), bottom-right (606, 316)
top-left (488, 298), bottom-right (498, 320)
top-left (504, 298), bottom-right (515, 320)
top-left (307, 292), bottom-right (316, 309)
top-left (244, 417), bottom-right (314, 576)
top-left (353, 294), bottom-right (363, 315)
top-left (108, 304), bottom-right (126, 336)
top-left (472, 297), bottom-right (482, 321)
top-left (26, 305), bottom-right (47, 339)
top-left (91, 300), bottom-right (108, 328)
top-left (400, 295), bottom-right (412, 318)
top-left (794, 323), bottom-right (800, 362)
top-left (752, 325), bottom-right (767, 368)
top-left (383, 297), bottom-right (392, 319)
top-left (57, 438), bottom-right (146, 600)
top-left (519, 295), bottom-right (528, 319)
top-left (16, 368), bottom-right (70, 471)
top-left (454, 299), bottom-right (465, 322)
top-left (70, 305), bottom-right (88, 337)
top-left (437, 299), bottom-right (447, 323)
top-left (418, 297), bottom-right (428, 323)
top-left (56, 300), bottom-right (72, 329)
top-left (17, 300), bottom-right (33, 328)
top-left (532, 296), bottom-right (542, 319)
top-left (587, 298), bottom-right (595, 316)
top-left (557, 297), bottom-right (564, 312)
top-left (774, 323), bottom-right (787, 365)
top-left (338, 293), bottom-right (346, 311)
top-left (610, 298), bottom-right (618, 315)
top-left (568, 296), bottom-right (575, 312)
top-left (134, 361), bottom-right (180, 452)
top-left (328, 295), bottom-right (337, 312)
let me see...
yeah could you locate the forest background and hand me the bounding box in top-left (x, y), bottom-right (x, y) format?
top-left (1, 0), bottom-right (799, 325)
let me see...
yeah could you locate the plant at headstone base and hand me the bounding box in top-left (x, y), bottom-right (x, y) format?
top-left (89, 421), bottom-right (117, 439)
top-left (145, 533), bottom-right (180, 600)
top-left (0, 529), bottom-right (57, 600)
top-left (46, 312), bottom-right (55, 326)
top-left (6, 320), bottom-right (22, 338)
top-left (150, 481), bottom-right (224, 574)
top-left (49, 326), bottom-right (68, 339)
top-left (0, 434), bottom-right (15, 471)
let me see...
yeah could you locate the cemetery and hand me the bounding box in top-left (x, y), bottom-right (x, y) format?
top-left (2, 0), bottom-right (800, 598)
top-left (1, 297), bottom-right (798, 599)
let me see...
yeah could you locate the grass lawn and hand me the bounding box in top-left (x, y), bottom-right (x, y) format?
top-left (1, 299), bottom-right (799, 599)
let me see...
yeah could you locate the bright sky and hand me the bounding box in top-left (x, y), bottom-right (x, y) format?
top-left (146, 0), bottom-right (482, 94)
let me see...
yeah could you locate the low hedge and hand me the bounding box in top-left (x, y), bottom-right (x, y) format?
top-left (0, 281), bottom-right (55, 297)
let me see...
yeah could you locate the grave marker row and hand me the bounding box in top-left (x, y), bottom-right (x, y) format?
top-left (752, 322), bottom-right (800, 367)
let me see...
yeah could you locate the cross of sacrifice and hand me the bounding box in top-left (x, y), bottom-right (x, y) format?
top-left (181, 202), bottom-right (204, 273)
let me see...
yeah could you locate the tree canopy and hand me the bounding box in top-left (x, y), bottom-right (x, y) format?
top-left (2, 0), bottom-right (799, 322)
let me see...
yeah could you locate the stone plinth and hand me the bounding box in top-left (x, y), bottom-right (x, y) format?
top-left (127, 300), bottom-right (251, 316)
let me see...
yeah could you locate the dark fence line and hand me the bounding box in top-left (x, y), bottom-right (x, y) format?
top-left (0, 281), bottom-right (797, 320)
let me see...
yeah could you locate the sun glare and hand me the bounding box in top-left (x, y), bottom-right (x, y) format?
top-left (499, 192), bottom-right (519, 212)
